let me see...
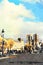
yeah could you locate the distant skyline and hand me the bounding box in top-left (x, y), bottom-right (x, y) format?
top-left (0, 0), bottom-right (43, 41)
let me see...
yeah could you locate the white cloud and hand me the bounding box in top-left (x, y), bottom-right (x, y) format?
top-left (1, 0), bottom-right (35, 19)
top-left (0, 0), bottom-right (43, 41)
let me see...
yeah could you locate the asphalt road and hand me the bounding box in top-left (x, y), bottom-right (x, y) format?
top-left (0, 53), bottom-right (43, 65)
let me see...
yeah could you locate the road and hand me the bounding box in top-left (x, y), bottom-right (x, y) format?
top-left (0, 53), bottom-right (43, 65)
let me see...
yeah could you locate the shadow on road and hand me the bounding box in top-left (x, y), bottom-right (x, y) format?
top-left (9, 61), bottom-right (43, 64)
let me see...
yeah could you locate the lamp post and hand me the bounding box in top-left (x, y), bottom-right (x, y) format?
top-left (1, 29), bottom-right (5, 56)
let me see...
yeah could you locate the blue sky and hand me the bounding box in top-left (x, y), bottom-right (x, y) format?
top-left (0, 0), bottom-right (43, 40)
top-left (8, 0), bottom-right (43, 22)
top-left (0, 0), bottom-right (2, 2)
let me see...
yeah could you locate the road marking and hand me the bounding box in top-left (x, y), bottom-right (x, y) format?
top-left (0, 56), bottom-right (9, 60)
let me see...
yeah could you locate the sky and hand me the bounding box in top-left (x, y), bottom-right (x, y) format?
top-left (0, 0), bottom-right (43, 41)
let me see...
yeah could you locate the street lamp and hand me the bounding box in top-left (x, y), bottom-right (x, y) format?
top-left (1, 29), bottom-right (5, 56)
top-left (1, 29), bottom-right (4, 37)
